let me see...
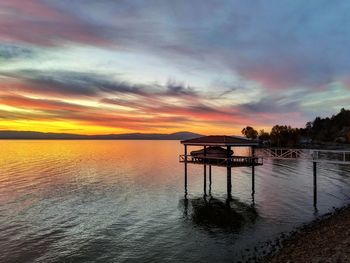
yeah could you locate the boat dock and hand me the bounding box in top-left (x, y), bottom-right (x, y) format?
top-left (180, 135), bottom-right (260, 199)
top-left (180, 136), bottom-right (350, 207)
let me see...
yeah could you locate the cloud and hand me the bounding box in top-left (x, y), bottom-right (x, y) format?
top-left (0, 69), bottom-right (256, 130)
top-left (0, 44), bottom-right (35, 60)
top-left (163, 81), bottom-right (198, 97)
top-left (2, 0), bottom-right (350, 91)
top-left (0, 94), bottom-right (89, 112)
top-left (0, 67), bottom-right (316, 131)
top-left (240, 96), bottom-right (300, 114)
top-left (1, 1), bottom-right (349, 133)
top-left (0, 70), bottom-right (202, 100)
top-left (0, 0), bottom-right (105, 46)
top-left (0, 70), bottom-right (147, 97)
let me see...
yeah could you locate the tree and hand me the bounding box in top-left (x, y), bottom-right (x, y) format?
top-left (258, 129), bottom-right (270, 141)
top-left (304, 121), bottom-right (313, 140)
top-left (311, 108), bottom-right (350, 142)
top-left (270, 125), bottom-right (300, 147)
top-left (241, 126), bottom-right (258, 139)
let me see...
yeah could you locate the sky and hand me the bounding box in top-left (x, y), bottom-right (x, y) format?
top-left (0, 0), bottom-right (350, 135)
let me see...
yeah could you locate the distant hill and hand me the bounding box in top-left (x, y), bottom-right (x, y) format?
top-left (0, 131), bottom-right (203, 140)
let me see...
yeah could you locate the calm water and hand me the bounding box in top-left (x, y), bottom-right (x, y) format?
top-left (1, 141), bottom-right (350, 263)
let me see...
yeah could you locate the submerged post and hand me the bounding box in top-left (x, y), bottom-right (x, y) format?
top-left (184, 145), bottom-right (188, 196)
top-left (227, 146), bottom-right (232, 199)
top-left (313, 161), bottom-right (317, 206)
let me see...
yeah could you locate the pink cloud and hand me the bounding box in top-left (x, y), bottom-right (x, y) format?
top-left (0, 0), bottom-right (106, 46)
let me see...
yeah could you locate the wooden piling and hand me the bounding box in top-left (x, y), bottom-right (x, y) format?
top-left (204, 146), bottom-right (207, 196)
top-left (313, 161), bottom-right (317, 206)
top-left (252, 165), bottom-right (255, 195)
top-left (184, 145), bottom-right (188, 196)
top-left (252, 146), bottom-right (255, 196)
top-left (227, 146), bottom-right (232, 199)
top-left (209, 165), bottom-right (212, 194)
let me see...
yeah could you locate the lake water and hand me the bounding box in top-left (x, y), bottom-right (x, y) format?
top-left (1, 140), bottom-right (350, 262)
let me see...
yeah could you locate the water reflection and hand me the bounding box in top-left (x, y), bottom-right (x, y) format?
top-left (1, 141), bottom-right (350, 263)
top-left (180, 196), bottom-right (258, 232)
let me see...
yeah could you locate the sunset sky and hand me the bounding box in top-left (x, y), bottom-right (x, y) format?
top-left (0, 0), bottom-right (350, 135)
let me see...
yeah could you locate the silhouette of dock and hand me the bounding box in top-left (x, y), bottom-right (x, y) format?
top-left (180, 136), bottom-right (350, 208)
top-left (180, 135), bottom-right (260, 200)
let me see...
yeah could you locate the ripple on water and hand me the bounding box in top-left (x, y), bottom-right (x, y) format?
top-left (1, 141), bottom-right (350, 263)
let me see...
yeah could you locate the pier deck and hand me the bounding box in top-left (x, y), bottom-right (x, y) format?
top-left (179, 155), bottom-right (263, 167)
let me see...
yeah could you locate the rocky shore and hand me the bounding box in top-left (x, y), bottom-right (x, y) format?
top-left (264, 205), bottom-right (350, 263)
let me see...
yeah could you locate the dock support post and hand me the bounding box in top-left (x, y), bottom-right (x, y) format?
top-left (204, 146), bottom-right (207, 196)
top-left (252, 165), bottom-right (255, 195)
top-left (204, 165), bottom-right (207, 196)
top-left (251, 146), bottom-right (255, 196)
top-left (313, 161), bottom-right (317, 207)
top-left (209, 165), bottom-right (212, 194)
top-left (227, 167), bottom-right (232, 199)
top-left (184, 145), bottom-right (188, 196)
top-left (227, 146), bottom-right (232, 200)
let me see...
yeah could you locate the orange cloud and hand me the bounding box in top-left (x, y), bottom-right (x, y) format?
top-left (0, 70), bottom-right (307, 135)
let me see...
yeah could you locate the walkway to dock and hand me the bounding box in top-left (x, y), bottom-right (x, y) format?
top-left (256, 148), bottom-right (309, 159)
top-left (311, 149), bottom-right (350, 164)
top-left (256, 148), bottom-right (350, 165)
top-left (256, 148), bottom-right (350, 207)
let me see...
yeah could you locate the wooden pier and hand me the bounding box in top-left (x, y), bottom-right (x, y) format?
top-left (310, 149), bottom-right (350, 207)
top-left (257, 148), bottom-right (350, 164)
top-left (311, 149), bottom-right (350, 164)
top-left (180, 135), bottom-right (260, 199)
top-left (256, 147), bottom-right (350, 207)
top-left (257, 148), bottom-right (310, 159)
top-left (181, 139), bottom-right (350, 208)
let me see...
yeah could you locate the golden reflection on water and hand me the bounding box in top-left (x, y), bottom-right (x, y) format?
top-left (1, 140), bottom-right (350, 263)
top-left (0, 140), bottom-right (181, 205)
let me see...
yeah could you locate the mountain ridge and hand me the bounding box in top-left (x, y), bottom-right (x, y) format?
top-left (0, 130), bottom-right (203, 140)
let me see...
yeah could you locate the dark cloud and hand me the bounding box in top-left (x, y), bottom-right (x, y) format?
top-left (0, 70), bottom-right (149, 97)
top-left (0, 44), bottom-right (35, 60)
top-left (239, 96), bottom-right (300, 114)
top-left (0, 70), bottom-right (201, 100)
top-left (164, 81), bottom-right (198, 97)
top-left (3, 0), bottom-right (350, 91)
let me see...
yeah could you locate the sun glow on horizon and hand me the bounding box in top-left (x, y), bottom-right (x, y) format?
top-left (1, 1), bottom-right (349, 135)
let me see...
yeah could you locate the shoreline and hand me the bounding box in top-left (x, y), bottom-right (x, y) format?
top-left (262, 204), bottom-right (350, 262)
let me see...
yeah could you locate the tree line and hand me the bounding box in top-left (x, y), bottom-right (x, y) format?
top-left (241, 108), bottom-right (350, 147)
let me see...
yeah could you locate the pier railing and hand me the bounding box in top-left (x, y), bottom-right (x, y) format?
top-left (256, 148), bottom-right (350, 164)
top-left (179, 155), bottom-right (263, 167)
top-left (311, 150), bottom-right (350, 164)
top-left (256, 148), bottom-right (311, 159)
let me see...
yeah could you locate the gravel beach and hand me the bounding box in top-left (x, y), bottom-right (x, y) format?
top-left (264, 205), bottom-right (350, 263)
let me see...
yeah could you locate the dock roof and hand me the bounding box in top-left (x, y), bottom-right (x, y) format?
top-left (181, 135), bottom-right (259, 146)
